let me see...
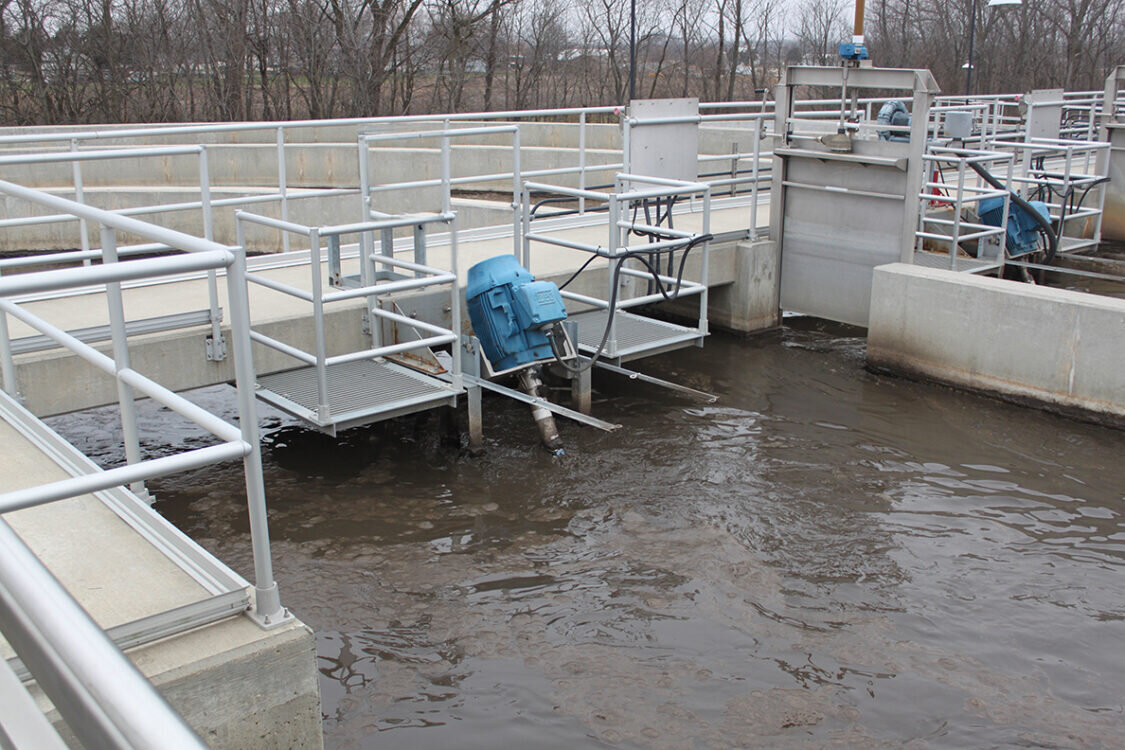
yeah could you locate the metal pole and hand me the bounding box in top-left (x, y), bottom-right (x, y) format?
top-left (512, 127), bottom-right (521, 256)
top-left (0, 268), bottom-right (17, 399)
top-left (226, 231), bottom-right (285, 626)
top-left (629, 0), bottom-right (637, 103)
top-left (277, 126), bottom-right (290, 253)
top-left (101, 226), bottom-right (148, 501)
top-left (71, 139), bottom-right (91, 266)
top-left (965, 0), bottom-right (978, 96)
top-left (309, 228), bottom-right (330, 423)
top-left (449, 215), bottom-right (462, 392)
top-left (578, 112), bottom-right (587, 215)
top-left (199, 147), bottom-right (224, 354)
top-left (750, 119), bottom-right (762, 237)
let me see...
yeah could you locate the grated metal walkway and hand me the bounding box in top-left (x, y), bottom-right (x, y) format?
top-left (256, 359), bottom-right (461, 435)
top-left (568, 309), bottom-right (705, 364)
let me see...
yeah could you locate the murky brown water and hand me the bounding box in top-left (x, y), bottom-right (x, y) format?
top-left (49, 318), bottom-right (1125, 749)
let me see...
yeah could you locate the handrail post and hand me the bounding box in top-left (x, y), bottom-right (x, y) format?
top-left (578, 111), bottom-right (587, 215)
top-left (449, 214), bottom-right (462, 392)
top-left (511, 126), bottom-right (521, 256)
top-left (309, 228), bottom-right (330, 423)
top-left (199, 146), bottom-right (225, 358)
top-left (71, 139), bottom-right (92, 266)
top-left (101, 225), bottom-right (149, 502)
top-left (0, 267), bottom-right (17, 399)
top-left (277, 126), bottom-right (290, 253)
top-left (750, 118), bottom-right (762, 238)
top-left (224, 241), bottom-right (286, 627)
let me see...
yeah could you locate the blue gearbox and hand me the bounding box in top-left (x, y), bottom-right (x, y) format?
top-left (466, 254), bottom-right (567, 372)
top-left (979, 196), bottom-right (1051, 257)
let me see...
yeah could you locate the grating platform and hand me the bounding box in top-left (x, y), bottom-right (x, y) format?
top-left (256, 359), bottom-right (461, 435)
top-left (569, 309), bottom-right (704, 364)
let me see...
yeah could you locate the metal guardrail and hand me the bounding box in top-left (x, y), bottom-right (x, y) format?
top-left (234, 210), bottom-right (463, 426)
top-left (0, 180), bottom-right (287, 747)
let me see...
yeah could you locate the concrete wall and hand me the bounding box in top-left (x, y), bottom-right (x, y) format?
top-left (663, 238), bottom-right (780, 333)
top-left (868, 263), bottom-right (1125, 425)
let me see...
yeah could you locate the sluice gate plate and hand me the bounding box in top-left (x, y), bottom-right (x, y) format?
top-left (256, 359), bottom-right (461, 436)
top-left (569, 309), bottom-right (704, 364)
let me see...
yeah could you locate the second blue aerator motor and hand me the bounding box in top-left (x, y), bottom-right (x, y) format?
top-left (466, 254), bottom-right (569, 453)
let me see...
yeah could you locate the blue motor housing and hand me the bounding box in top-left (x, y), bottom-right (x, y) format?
top-left (838, 42), bottom-right (869, 61)
top-left (466, 255), bottom-right (567, 372)
top-left (979, 197), bottom-right (1051, 257)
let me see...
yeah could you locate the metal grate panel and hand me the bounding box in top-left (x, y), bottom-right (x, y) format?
top-left (257, 359), bottom-right (460, 430)
top-left (569, 309), bottom-right (703, 362)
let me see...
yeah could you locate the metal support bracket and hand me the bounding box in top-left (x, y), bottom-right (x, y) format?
top-left (463, 374), bottom-right (620, 432)
top-left (593, 359), bottom-right (718, 402)
top-left (205, 334), bottom-right (227, 362)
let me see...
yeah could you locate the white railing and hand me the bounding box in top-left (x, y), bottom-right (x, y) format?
top-left (0, 180), bottom-right (285, 743)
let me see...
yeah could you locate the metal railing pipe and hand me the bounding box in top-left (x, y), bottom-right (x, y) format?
top-left (324, 335), bottom-right (457, 367)
top-left (0, 442), bottom-right (248, 515)
top-left (247, 330), bottom-right (318, 366)
top-left (100, 227), bottom-right (145, 496)
top-left (0, 251), bottom-right (230, 298)
top-left (0, 518), bottom-right (209, 750)
top-left (321, 273), bottom-right (456, 303)
top-left (234, 211), bottom-right (313, 236)
top-left (0, 145), bottom-right (202, 166)
top-left (246, 274), bottom-right (315, 302)
top-left (0, 179), bottom-right (231, 257)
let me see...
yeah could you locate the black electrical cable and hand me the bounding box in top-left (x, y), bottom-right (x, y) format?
top-left (966, 159), bottom-right (1059, 264)
top-left (546, 232), bottom-right (713, 375)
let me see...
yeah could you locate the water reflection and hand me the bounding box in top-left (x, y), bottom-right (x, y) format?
top-left (49, 319), bottom-right (1125, 749)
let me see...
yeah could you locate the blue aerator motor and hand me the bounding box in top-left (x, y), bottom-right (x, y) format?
top-left (466, 254), bottom-right (567, 372)
top-left (979, 196), bottom-right (1052, 257)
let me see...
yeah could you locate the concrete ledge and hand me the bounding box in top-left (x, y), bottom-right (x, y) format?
top-left (868, 263), bottom-right (1125, 426)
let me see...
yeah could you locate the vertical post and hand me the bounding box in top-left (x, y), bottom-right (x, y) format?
top-left (466, 338), bottom-right (483, 454)
top-left (449, 216), bottom-right (462, 392)
top-left (629, 0), bottom-right (636, 103)
top-left (512, 127), bottom-right (521, 256)
top-left (965, 0), bottom-right (978, 96)
top-left (412, 223), bottom-right (427, 274)
top-left (199, 147), bottom-right (224, 354)
top-left (605, 195), bottom-right (620, 359)
top-left (729, 142), bottom-right (739, 197)
top-left (951, 159), bottom-right (966, 271)
top-left (71, 139), bottom-right (91, 266)
top-left (441, 132), bottom-right (452, 215)
top-left (277, 127), bottom-right (290, 253)
top-left (699, 188), bottom-right (710, 339)
top-left (101, 226), bottom-right (148, 501)
top-left (223, 241), bottom-right (285, 626)
top-left (0, 268), bottom-right (17, 399)
top-left (622, 112), bottom-right (632, 174)
top-left (308, 228), bottom-right (330, 424)
top-left (521, 185), bottom-right (532, 268)
top-left (578, 111), bottom-right (587, 215)
top-left (750, 118), bottom-right (762, 238)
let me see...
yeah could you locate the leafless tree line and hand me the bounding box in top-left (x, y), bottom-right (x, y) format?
top-left (0, 0), bottom-right (1122, 125)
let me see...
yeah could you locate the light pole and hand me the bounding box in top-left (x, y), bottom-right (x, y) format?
top-left (964, 0), bottom-right (1022, 96)
top-left (629, 0), bottom-right (637, 102)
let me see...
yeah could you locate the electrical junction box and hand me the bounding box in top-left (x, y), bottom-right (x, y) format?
top-left (627, 98), bottom-right (699, 185)
top-left (944, 111), bottom-right (973, 140)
